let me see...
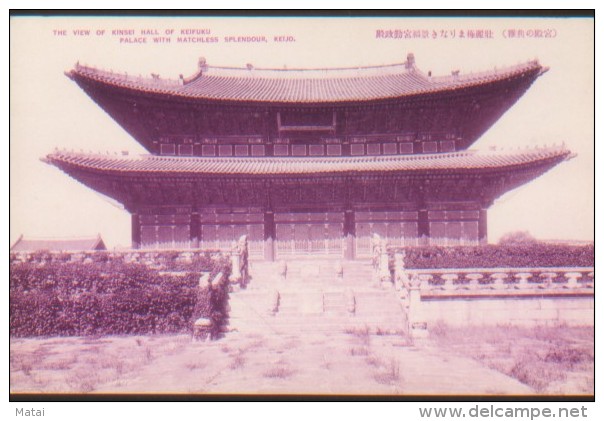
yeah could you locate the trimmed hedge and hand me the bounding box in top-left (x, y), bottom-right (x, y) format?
top-left (10, 255), bottom-right (231, 337)
top-left (9, 250), bottom-right (224, 273)
top-left (391, 244), bottom-right (594, 269)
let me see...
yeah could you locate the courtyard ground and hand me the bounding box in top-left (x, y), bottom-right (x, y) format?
top-left (9, 325), bottom-right (593, 397)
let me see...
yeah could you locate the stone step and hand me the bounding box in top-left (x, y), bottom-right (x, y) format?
top-left (231, 315), bottom-right (406, 325)
top-left (230, 308), bottom-right (406, 323)
top-left (228, 325), bottom-right (407, 336)
top-left (228, 258), bottom-right (407, 336)
top-left (229, 317), bottom-right (406, 330)
top-left (229, 320), bottom-right (407, 334)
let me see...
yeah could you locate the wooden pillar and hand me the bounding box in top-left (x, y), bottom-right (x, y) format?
top-left (478, 209), bottom-right (488, 245)
top-left (264, 211), bottom-right (275, 261)
top-left (131, 213), bottom-right (141, 249)
top-left (418, 209), bottom-right (430, 245)
top-left (190, 212), bottom-right (200, 249)
top-left (344, 210), bottom-right (355, 260)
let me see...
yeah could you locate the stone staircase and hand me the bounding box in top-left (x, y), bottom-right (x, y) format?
top-left (227, 258), bottom-right (408, 336)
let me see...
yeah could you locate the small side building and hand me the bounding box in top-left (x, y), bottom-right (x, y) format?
top-left (10, 235), bottom-right (107, 252)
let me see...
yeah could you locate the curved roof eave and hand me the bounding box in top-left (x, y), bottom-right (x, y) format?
top-left (44, 147), bottom-right (571, 178)
top-left (67, 59), bottom-right (545, 105)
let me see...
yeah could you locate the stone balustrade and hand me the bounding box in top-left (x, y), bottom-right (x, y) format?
top-left (391, 258), bottom-right (594, 336)
top-left (404, 267), bottom-right (594, 293)
top-left (10, 248), bottom-right (229, 266)
top-left (387, 243), bottom-right (594, 336)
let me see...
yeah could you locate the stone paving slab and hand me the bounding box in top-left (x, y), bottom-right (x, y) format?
top-left (94, 331), bottom-right (533, 395)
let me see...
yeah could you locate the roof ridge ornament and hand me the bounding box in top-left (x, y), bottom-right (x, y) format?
top-left (405, 53), bottom-right (415, 70)
top-left (198, 57), bottom-right (208, 72)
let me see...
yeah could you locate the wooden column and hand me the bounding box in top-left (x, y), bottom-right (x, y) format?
top-left (418, 209), bottom-right (430, 245)
top-left (344, 210), bottom-right (355, 260)
top-left (264, 211), bottom-right (275, 261)
top-left (131, 213), bottom-right (141, 249)
top-left (478, 209), bottom-right (488, 245)
top-left (190, 212), bottom-right (200, 249)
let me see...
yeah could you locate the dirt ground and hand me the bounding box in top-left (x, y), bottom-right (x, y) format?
top-left (427, 324), bottom-right (594, 396)
top-left (10, 325), bottom-right (593, 397)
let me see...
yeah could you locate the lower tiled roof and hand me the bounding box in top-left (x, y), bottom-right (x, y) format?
top-left (10, 235), bottom-right (106, 252)
top-left (44, 147), bottom-right (572, 176)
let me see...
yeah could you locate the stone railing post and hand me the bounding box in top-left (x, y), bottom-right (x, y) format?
top-left (179, 251), bottom-right (193, 264)
top-left (440, 273), bottom-right (458, 290)
top-left (408, 274), bottom-right (428, 338)
top-left (228, 235), bottom-right (248, 289)
top-left (239, 235), bottom-right (249, 287)
top-left (394, 251), bottom-right (412, 309)
top-left (371, 233), bottom-right (381, 284)
top-left (564, 272), bottom-right (582, 289)
top-left (514, 272), bottom-right (533, 289)
top-left (586, 272), bottom-right (594, 288)
top-left (229, 246), bottom-right (242, 288)
top-left (335, 260), bottom-right (344, 282)
top-left (269, 289), bottom-right (280, 315)
top-left (540, 272), bottom-right (558, 289)
top-left (378, 239), bottom-right (391, 287)
top-left (393, 251), bottom-right (408, 290)
top-left (198, 272), bottom-right (211, 287)
top-left (192, 272), bottom-right (214, 341)
top-left (490, 272), bottom-right (509, 290)
top-left (278, 259), bottom-right (287, 282)
top-left (345, 288), bottom-right (356, 315)
top-left (465, 273), bottom-right (483, 289)
top-left (417, 274), bottom-right (433, 290)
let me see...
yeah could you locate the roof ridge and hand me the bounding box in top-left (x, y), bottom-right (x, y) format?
top-left (16, 235), bottom-right (102, 241)
top-left (207, 61), bottom-right (408, 73)
top-left (69, 56), bottom-right (544, 104)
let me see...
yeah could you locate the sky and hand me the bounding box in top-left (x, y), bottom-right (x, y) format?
top-left (10, 16), bottom-right (594, 249)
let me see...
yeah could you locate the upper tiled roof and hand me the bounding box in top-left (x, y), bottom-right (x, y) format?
top-left (10, 235), bottom-right (106, 252)
top-left (44, 147), bottom-right (571, 176)
top-left (68, 55), bottom-right (547, 104)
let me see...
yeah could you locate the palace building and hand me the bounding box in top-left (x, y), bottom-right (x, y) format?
top-left (45, 53), bottom-right (572, 259)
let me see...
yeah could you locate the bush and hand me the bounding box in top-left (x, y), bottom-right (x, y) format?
top-left (391, 243), bottom-right (594, 269)
top-left (498, 231), bottom-right (538, 245)
top-left (9, 257), bottom-right (231, 337)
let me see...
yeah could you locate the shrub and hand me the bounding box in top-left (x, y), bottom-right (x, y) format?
top-left (498, 231), bottom-right (538, 245)
top-left (391, 244), bottom-right (594, 269)
top-left (10, 257), bottom-right (231, 337)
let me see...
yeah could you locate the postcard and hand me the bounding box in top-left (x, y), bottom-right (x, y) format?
top-left (9, 13), bottom-right (594, 400)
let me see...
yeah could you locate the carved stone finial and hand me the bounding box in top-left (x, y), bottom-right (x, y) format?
top-left (278, 260), bottom-right (287, 281)
top-left (198, 57), bottom-right (208, 73)
top-left (405, 52), bottom-right (415, 69)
